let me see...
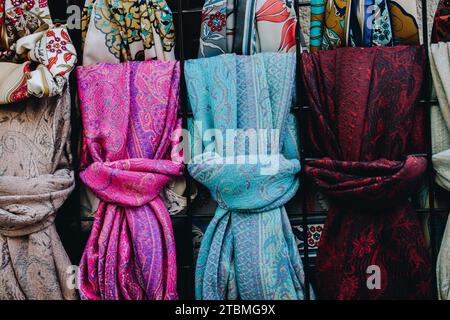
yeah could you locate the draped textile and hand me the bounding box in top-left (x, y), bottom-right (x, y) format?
top-left (0, 89), bottom-right (77, 300)
top-left (76, 60), bottom-right (183, 300)
top-left (0, 0), bottom-right (77, 104)
top-left (79, 0), bottom-right (187, 226)
top-left (81, 0), bottom-right (175, 65)
top-left (301, 46), bottom-right (433, 299)
top-left (431, 0), bottom-right (450, 43)
top-left (185, 53), bottom-right (309, 300)
top-left (309, 0), bottom-right (419, 52)
top-left (198, 0), bottom-right (306, 57)
top-left (430, 41), bottom-right (450, 300)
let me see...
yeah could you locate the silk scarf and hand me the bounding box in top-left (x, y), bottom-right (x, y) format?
top-left (198, 0), bottom-right (306, 57)
top-left (185, 53), bottom-right (309, 300)
top-left (430, 41), bottom-right (450, 300)
top-left (301, 46), bottom-right (433, 299)
top-left (81, 0), bottom-right (175, 65)
top-left (0, 88), bottom-right (77, 300)
top-left (310, 0), bottom-right (420, 52)
top-left (0, 0), bottom-right (77, 104)
top-left (77, 60), bottom-right (183, 300)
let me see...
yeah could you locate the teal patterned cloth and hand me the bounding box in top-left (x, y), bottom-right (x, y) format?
top-left (185, 53), bottom-right (310, 300)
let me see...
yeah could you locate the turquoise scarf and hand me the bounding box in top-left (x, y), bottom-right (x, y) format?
top-left (185, 53), bottom-right (309, 300)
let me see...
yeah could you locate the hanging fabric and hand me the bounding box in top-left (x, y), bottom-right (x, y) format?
top-left (77, 60), bottom-right (183, 300)
top-left (430, 43), bottom-right (450, 298)
top-left (0, 0), bottom-right (77, 300)
top-left (79, 0), bottom-right (190, 227)
top-left (430, 1), bottom-right (450, 300)
top-left (431, 0), bottom-right (450, 43)
top-left (300, 46), bottom-right (433, 299)
top-left (198, 0), bottom-right (305, 57)
top-left (0, 0), bottom-right (77, 104)
top-left (185, 52), bottom-right (310, 300)
top-left (309, 0), bottom-right (419, 52)
top-left (0, 90), bottom-right (76, 300)
top-left (81, 0), bottom-right (175, 64)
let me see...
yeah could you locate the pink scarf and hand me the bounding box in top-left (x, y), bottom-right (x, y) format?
top-left (76, 60), bottom-right (183, 300)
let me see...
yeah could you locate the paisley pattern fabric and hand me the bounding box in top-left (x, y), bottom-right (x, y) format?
top-left (76, 60), bottom-right (183, 300)
top-left (0, 88), bottom-right (77, 300)
top-left (185, 53), bottom-right (310, 300)
top-left (431, 0), bottom-right (450, 43)
top-left (81, 0), bottom-right (175, 65)
top-left (301, 46), bottom-right (433, 299)
top-left (79, 0), bottom-right (188, 226)
top-left (309, 0), bottom-right (419, 52)
top-left (198, 0), bottom-right (306, 57)
top-left (430, 41), bottom-right (450, 300)
top-left (0, 0), bottom-right (76, 104)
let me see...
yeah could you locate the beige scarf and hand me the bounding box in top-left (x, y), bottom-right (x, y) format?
top-left (0, 89), bottom-right (77, 300)
top-left (430, 41), bottom-right (450, 300)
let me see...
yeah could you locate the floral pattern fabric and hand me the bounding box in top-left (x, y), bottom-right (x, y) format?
top-left (185, 53), bottom-right (310, 300)
top-left (309, 0), bottom-right (420, 52)
top-left (0, 0), bottom-right (77, 104)
top-left (76, 60), bottom-right (183, 300)
top-left (301, 46), bottom-right (433, 299)
top-left (81, 0), bottom-right (175, 64)
top-left (198, 0), bottom-right (306, 57)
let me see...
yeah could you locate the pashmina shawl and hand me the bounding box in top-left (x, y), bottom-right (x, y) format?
top-left (0, 0), bottom-right (77, 104)
top-left (81, 0), bottom-right (175, 65)
top-left (430, 41), bottom-right (450, 300)
top-left (431, 0), bottom-right (450, 43)
top-left (0, 88), bottom-right (77, 300)
top-left (310, 0), bottom-right (420, 52)
top-left (198, 0), bottom-right (306, 57)
top-left (79, 0), bottom-right (188, 224)
top-left (185, 53), bottom-right (309, 300)
top-left (76, 60), bottom-right (183, 300)
top-left (301, 46), bottom-right (433, 299)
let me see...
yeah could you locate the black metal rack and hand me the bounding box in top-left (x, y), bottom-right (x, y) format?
top-left (52, 0), bottom-right (449, 300)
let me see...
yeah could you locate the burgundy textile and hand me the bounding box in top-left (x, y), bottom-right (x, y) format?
top-left (301, 46), bottom-right (433, 300)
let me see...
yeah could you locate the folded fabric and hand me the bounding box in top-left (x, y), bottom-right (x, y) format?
top-left (185, 53), bottom-right (310, 300)
top-left (0, 1), bottom-right (77, 104)
top-left (77, 60), bottom-right (183, 300)
top-left (198, 0), bottom-right (306, 57)
top-left (0, 0), bottom-right (53, 59)
top-left (431, 0), bottom-right (450, 43)
top-left (301, 46), bottom-right (433, 299)
top-left (78, 0), bottom-right (188, 232)
top-left (0, 88), bottom-right (77, 300)
top-left (81, 0), bottom-right (175, 64)
top-left (430, 40), bottom-right (450, 300)
top-left (310, 0), bottom-right (420, 52)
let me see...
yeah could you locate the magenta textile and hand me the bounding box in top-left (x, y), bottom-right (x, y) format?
top-left (76, 60), bottom-right (183, 300)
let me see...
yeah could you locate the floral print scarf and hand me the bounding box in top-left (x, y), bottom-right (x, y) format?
top-left (81, 0), bottom-right (176, 64)
top-left (310, 0), bottom-right (420, 52)
top-left (0, 0), bottom-right (77, 104)
top-left (198, 0), bottom-right (306, 57)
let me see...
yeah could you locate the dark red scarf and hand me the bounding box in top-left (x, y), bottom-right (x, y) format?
top-left (301, 46), bottom-right (433, 300)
